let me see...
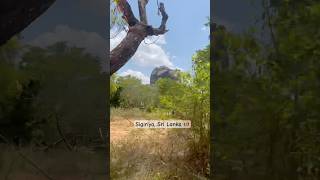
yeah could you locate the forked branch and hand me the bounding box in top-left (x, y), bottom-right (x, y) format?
top-left (151, 2), bottom-right (169, 35)
top-left (138, 0), bottom-right (149, 24)
top-left (110, 0), bottom-right (169, 75)
top-left (117, 0), bottom-right (168, 34)
top-left (118, 0), bottom-right (139, 26)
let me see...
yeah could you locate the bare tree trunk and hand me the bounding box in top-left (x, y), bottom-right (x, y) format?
top-left (110, 23), bottom-right (148, 75)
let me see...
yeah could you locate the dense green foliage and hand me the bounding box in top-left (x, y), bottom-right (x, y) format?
top-left (157, 46), bottom-right (210, 175)
top-left (213, 1), bottom-right (320, 179)
top-left (0, 39), bottom-right (106, 145)
top-left (110, 75), bottom-right (159, 110)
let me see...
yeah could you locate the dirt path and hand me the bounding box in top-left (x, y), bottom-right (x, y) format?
top-left (110, 116), bottom-right (134, 142)
top-left (110, 116), bottom-right (170, 143)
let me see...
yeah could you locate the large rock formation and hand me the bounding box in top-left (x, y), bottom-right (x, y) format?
top-left (150, 66), bottom-right (179, 84)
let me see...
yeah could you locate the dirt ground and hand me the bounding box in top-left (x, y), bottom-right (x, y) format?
top-left (110, 116), bottom-right (170, 143)
top-left (110, 116), bottom-right (205, 180)
top-left (110, 116), bottom-right (134, 143)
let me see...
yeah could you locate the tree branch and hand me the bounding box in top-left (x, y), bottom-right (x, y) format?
top-left (118, 0), bottom-right (139, 26)
top-left (150, 2), bottom-right (168, 35)
top-left (138, 0), bottom-right (149, 24)
top-left (110, 1), bottom-right (169, 75)
top-left (110, 24), bottom-right (147, 75)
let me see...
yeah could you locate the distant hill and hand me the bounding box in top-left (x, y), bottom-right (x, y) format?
top-left (150, 66), bottom-right (179, 84)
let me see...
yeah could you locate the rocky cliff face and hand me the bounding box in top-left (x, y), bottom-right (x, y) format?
top-left (150, 66), bottom-right (179, 84)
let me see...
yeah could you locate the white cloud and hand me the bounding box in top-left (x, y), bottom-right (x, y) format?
top-left (133, 42), bottom-right (174, 68)
top-left (119, 69), bottom-right (150, 84)
top-left (201, 26), bottom-right (209, 31)
top-left (110, 28), bottom-right (127, 50)
top-left (30, 25), bottom-right (176, 73)
top-left (30, 25), bottom-right (107, 59)
top-left (110, 28), bottom-right (174, 69)
top-left (176, 66), bottom-right (184, 71)
top-left (144, 35), bottom-right (166, 45)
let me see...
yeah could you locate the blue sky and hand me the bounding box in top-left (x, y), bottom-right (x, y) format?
top-left (111, 0), bottom-right (210, 83)
top-left (20, 0), bottom-right (262, 85)
top-left (21, 0), bottom-right (209, 84)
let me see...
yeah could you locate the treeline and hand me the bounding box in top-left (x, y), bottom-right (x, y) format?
top-left (213, 1), bottom-right (320, 179)
top-left (110, 75), bottom-right (159, 110)
top-left (0, 38), bottom-right (106, 147)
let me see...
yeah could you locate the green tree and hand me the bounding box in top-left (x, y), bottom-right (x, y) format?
top-left (155, 45), bottom-right (210, 175)
top-left (113, 75), bottom-right (159, 109)
top-left (20, 42), bottom-right (107, 143)
top-left (0, 37), bottom-right (39, 144)
top-left (213, 1), bottom-right (320, 179)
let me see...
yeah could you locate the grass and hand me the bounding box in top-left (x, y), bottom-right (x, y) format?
top-left (111, 107), bottom-right (172, 121)
top-left (0, 144), bottom-right (107, 180)
top-left (111, 129), bottom-right (201, 179)
top-left (110, 108), bottom-right (209, 180)
top-left (0, 108), bottom-right (209, 180)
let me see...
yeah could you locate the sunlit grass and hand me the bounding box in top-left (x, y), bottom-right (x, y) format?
top-left (110, 108), bottom-right (209, 179)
